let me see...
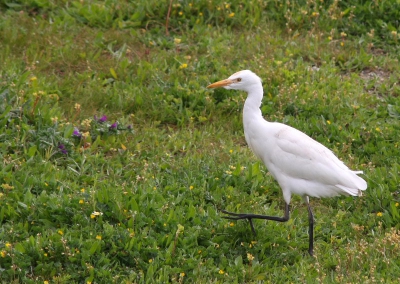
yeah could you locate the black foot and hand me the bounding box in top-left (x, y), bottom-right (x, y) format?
top-left (221, 210), bottom-right (258, 235)
top-left (220, 204), bottom-right (291, 241)
top-left (221, 210), bottom-right (255, 220)
top-left (308, 248), bottom-right (314, 257)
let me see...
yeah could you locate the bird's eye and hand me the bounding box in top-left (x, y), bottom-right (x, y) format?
top-left (237, 78), bottom-right (242, 82)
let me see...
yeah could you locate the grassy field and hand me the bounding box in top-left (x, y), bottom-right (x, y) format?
top-left (0, 0), bottom-right (399, 283)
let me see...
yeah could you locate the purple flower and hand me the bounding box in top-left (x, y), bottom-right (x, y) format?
top-left (58, 144), bottom-right (68, 155)
top-left (73, 127), bottom-right (82, 138)
top-left (110, 122), bottom-right (118, 129)
top-left (98, 115), bottom-right (107, 123)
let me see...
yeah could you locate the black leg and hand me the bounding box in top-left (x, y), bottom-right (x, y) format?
top-left (221, 203), bottom-right (290, 236)
top-left (248, 218), bottom-right (257, 236)
top-left (305, 198), bottom-right (315, 256)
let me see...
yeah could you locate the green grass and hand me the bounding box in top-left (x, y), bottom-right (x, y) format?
top-left (0, 0), bottom-right (399, 283)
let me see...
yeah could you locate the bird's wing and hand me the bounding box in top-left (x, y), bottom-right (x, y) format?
top-left (273, 124), bottom-right (349, 171)
top-left (252, 123), bottom-right (365, 192)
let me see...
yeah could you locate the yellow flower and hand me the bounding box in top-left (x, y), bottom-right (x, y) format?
top-left (174, 38), bottom-right (181, 44)
top-left (0, 250), bottom-right (6, 258)
top-left (79, 199), bottom-right (84, 204)
top-left (340, 42), bottom-right (344, 46)
top-left (375, 127), bottom-right (381, 132)
top-left (340, 32), bottom-right (347, 37)
top-left (82, 131), bottom-right (90, 138)
top-left (229, 222), bottom-right (234, 227)
top-left (74, 103), bottom-right (81, 110)
top-left (91, 211), bottom-right (103, 218)
top-left (396, 202), bottom-right (399, 207)
top-left (1, 184), bottom-right (14, 190)
top-left (51, 117), bottom-right (58, 123)
top-left (30, 76), bottom-right (37, 81)
top-left (81, 188), bottom-right (85, 193)
top-left (96, 235), bottom-right (102, 240)
top-left (376, 212), bottom-right (383, 217)
top-left (228, 12), bottom-right (235, 17)
top-left (81, 119), bottom-right (92, 128)
top-left (328, 36), bottom-right (332, 41)
top-left (44, 281), bottom-right (49, 284)
top-left (179, 63), bottom-right (188, 69)
top-left (189, 185), bottom-right (194, 190)
top-left (367, 29), bottom-right (375, 38)
top-left (58, 230), bottom-right (63, 235)
top-left (218, 269), bottom-right (224, 274)
top-left (327, 120), bottom-right (331, 125)
top-left (149, 259), bottom-right (153, 263)
top-left (179, 11), bottom-right (183, 16)
top-left (5, 242), bottom-right (11, 248)
top-left (229, 149), bottom-right (233, 154)
top-left (180, 272), bottom-right (185, 277)
top-left (247, 253), bottom-right (255, 261)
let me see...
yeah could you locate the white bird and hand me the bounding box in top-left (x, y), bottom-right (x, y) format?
top-left (207, 70), bottom-right (367, 256)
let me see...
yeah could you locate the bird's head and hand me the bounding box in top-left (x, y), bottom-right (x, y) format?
top-left (207, 70), bottom-right (262, 92)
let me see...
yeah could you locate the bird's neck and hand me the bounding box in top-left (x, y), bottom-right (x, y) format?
top-left (243, 84), bottom-right (264, 122)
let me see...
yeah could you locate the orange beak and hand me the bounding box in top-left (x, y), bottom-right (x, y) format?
top-left (207, 79), bottom-right (233, 89)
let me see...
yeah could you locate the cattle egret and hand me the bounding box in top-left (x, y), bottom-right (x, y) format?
top-left (207, 70), bottom-right (367, 256)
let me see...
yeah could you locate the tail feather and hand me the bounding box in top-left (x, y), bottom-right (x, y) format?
top-left (353, 171), bottom-right (367, 190)
top-left (336, 171), bottom-right (367, 196)
top-left (336, 184), bottom-right (361, 196)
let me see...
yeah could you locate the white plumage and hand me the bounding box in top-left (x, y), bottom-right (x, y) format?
top-left (207, 70), bottom-right (367, 255)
